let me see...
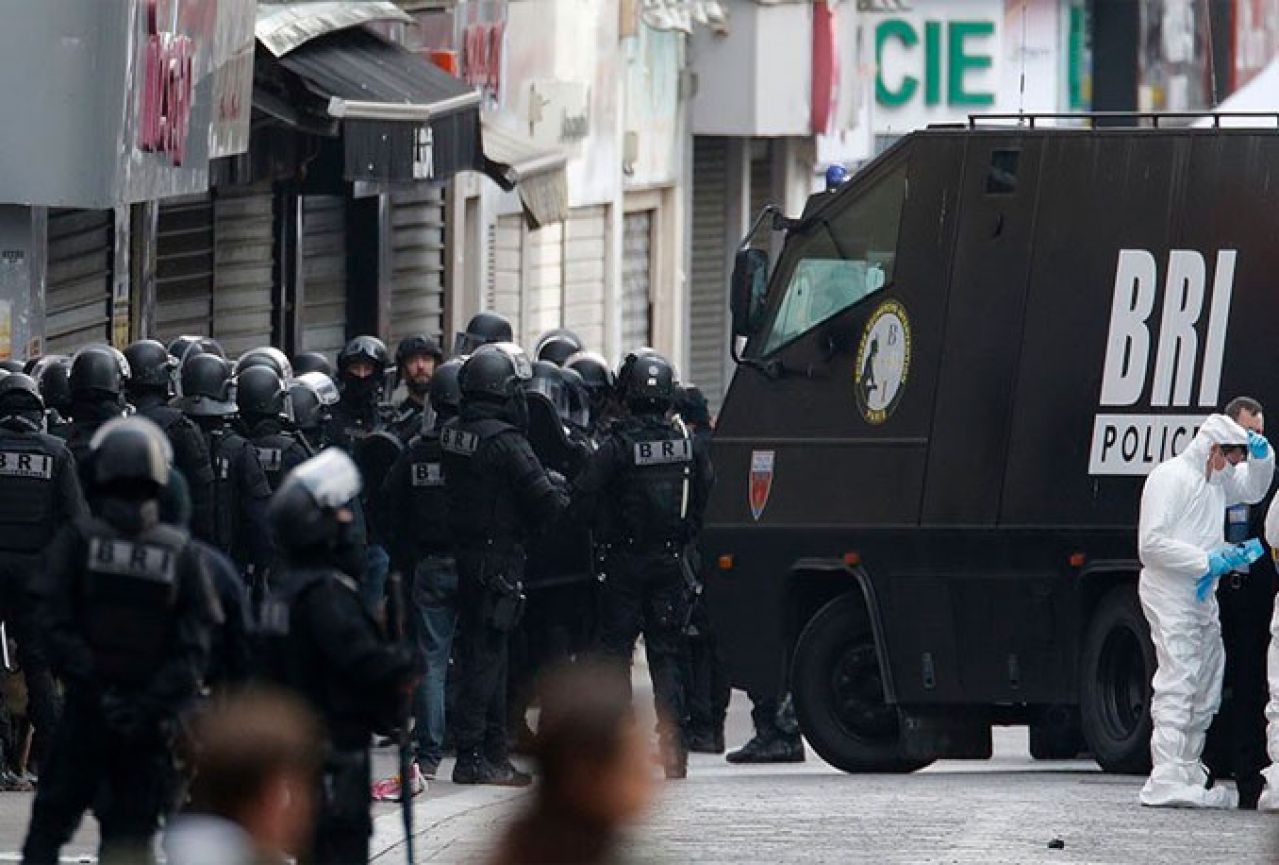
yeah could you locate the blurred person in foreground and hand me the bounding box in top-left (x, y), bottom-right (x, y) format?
top-left (490, 659), bottom-right (656, 865)
top-left (165, 689), bottom-right (323, 865)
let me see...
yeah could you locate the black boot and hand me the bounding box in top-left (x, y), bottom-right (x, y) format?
top-left (726, 734), bottom-right (805, 764)
top-left (686, 729), bottom-right (721, 754)
top-left (451, 748), bottom-right (488, 784)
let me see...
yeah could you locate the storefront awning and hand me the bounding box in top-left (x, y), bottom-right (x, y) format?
top-left (482, 121), bottom-right (569, 229)
top-left (259, 27), bottom-right (484, 184)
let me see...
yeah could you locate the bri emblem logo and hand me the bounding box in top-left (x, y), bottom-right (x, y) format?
top-left (749, 450), bottom-right (775, 521)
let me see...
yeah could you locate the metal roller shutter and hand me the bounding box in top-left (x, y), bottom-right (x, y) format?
top-left (389, 186), bottom-right (446, 344)
top-left (155, 194), bottom-right (215, 346)
top-left (621, 210), bottom-right (653, 352)
top-left (562, 206), bottom-right (606, 352)
top-left (45, 209), bottom-right (113, 354)
top-left (213, 184), bottom-right (276, 357)
top-left (522, 221), bottom-right (563, 349)
top-left (488, 214), bottom-right (523, 337)
top-left (689, 138), bottom-right (728, 411)
top-left (300, 195), bottom-right (349, 360)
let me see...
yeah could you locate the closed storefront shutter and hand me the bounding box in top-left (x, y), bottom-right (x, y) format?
top-left (45, 209), bottom-right (113, 354)
top-left (522, 221), bottom-right (563, 349)
top-left (689, 138), bottom-right (728, 410)
top-left (389, 186), bottom-right (446, 344)
top-left (621, 210), bottom-right (653, 352)
top-left (154, 194), bottom-right (215, 347)
top-left (562, 206), bottom-right (607, 353)
top-left (487, 214), bottom-right (524, 337)
top-left (213, 183), bottom-right (275, 357)
top-left (300, 195), bottom-right (348, 360)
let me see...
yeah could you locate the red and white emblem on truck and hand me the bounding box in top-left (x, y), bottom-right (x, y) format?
top-left (749, 450), bottom-right (775, 521)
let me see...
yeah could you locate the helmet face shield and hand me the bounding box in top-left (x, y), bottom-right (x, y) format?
top-left (296, 372), bottom-right (340, 407)
top-left (290, 448), bottom-right (362, 510)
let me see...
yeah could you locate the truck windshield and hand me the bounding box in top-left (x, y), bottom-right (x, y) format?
top-left (754, 164), bottom-right (907, 357)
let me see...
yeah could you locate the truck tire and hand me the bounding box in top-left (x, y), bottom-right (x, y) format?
top-left (1080, 584), bottom-right (1154, 775)
top-left (791, 592), bottom-right (932, 774)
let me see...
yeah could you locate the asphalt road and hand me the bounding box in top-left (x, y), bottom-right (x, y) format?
top-left (2, 685), bottom-right (1277, 863)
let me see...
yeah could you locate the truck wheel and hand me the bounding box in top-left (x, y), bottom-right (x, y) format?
top-left (791, 592), bottom-right (931, 773)
top-left (1080, 584), bottom-right (1154, 775)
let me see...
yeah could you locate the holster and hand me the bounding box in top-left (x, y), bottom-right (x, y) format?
top-left (479, 555), bottom-right (526, 632)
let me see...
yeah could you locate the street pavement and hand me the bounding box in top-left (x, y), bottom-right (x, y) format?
top-left (2, 687), bottom-right (1277, 863)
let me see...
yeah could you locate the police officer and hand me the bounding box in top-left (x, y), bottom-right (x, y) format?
top-left (261, 449), bottom-right (416, 864)
top-left (388, 335), bottom-right (443, 444)
top-left (237, 365), bottom-right (309, 492)
top-left (324, 336), bottom-right (392, 453)
top-left (31, 355), bottom-right (72, 436)
top-left (175, 353), bottom-right (273, 581)
top-left (124, 339), bottom-right (217, 543)
top-left (381, 358), bottom-right (462, 779)
top-left (236, 346), bottom-right (293, 381)
top-left (60, 345), bottom-right (131, 467)
top-left (570, 352), bottom-right (712, 779)
top-left (442, 343), bottom-right (567, 786)
top-left (289, 372), bottom-right (337, 454)
top-left (564, 351), bottom-right (617, 436)
top-left (673, 384), bottom-right (728, 754)
top-left (452, 311), bottom-right (514, 357)
top-left (0, 375), bottom-right (86, 778)
top-left (22, 417), bottom-right (217, 864)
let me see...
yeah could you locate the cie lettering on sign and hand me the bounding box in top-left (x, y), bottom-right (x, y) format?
top-left (1089, 248), bottom-right (1237, 476)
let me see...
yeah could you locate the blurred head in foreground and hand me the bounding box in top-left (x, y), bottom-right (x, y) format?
top-left (491, 658), bottom-right (657, 865)
top-left (166, 689), bottom-right (323, 865)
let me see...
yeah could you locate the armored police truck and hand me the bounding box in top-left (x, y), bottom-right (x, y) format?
top-left (704, 117), bottom-right (1279, 774)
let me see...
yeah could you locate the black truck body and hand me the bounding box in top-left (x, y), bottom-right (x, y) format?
top-left (704, 122), bottom-right (1279, 772)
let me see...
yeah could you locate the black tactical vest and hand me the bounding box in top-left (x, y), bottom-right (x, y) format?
top-left (79, 517), bottom-right (186, 686)
top-left (612, 416), bottom-right (693, 548)
top-left (251, 429), bottom-right (309, 493)
top-left (404, 431), bottom-right (451, 556)
top-left (441, 417), bottom-right (524, 552)
top-left (0, 430), bottom-right (61, 553)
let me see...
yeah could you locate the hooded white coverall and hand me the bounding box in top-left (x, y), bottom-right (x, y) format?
top-left (1138, 414), bottom-right (1273, 808)
top-left (1257, 493), bottom-right (1279, 809)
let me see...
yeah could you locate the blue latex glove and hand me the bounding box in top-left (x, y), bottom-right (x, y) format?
top-left (1196, 549), bottom-right (1236, 601)
top-left (1249, 431), bottom-right (1271, 460)
top-left (1239, 538), bottom-right (1266, 566)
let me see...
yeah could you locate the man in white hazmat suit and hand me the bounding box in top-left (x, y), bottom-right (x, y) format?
top-left (1138, 413), bottom-right (1274, 808)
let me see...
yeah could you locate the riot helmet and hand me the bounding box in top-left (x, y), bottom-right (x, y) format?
top-left (268, 448), bottom-right (362, 555)
top-left (70, 344), bottom-right (130, 401)
top-left (534, 329), bottom-right (583, 367)
top-left (123, 339), bottom-right (178, 395)
top-left (616, 347), bottom-right (662, 395)
top-left (619, 351), bottom-right (675, 414)
top-left (336, 336), bottom-right (389, 405)
top-left (87, 416), bottom-right (172, 495)
top-left (236, 365), bottom-right (291, 423)
top-left (453, 311), bottom-right (513, 357)
top-left (459, 342), bottom-right (532, 403)
top-left (559, 366), bottom-right (592, 430)
top-left (32, 355), bottom-right (71, 415)
top-left (291, 351), bottom-right (334, 379)
top-left (290, 372), bottom-right (340, 435)
top-left (529, 360), bottom-right (571, 422)
top-left (176, 353), bottom-right (236, 417)
top-left (237, 347), bottom-right (293, 381)
top-left (429, 357), bottom-right (464, 420)
top-left (168, 335), bottom-right (224, 366)
top-left (564, 351), bottom-right (615, 418)
top-left (0, 373), bottom-right (45, 431)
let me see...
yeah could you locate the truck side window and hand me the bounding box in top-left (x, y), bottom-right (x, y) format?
top-left (755, 164), bottom-right (907, 357)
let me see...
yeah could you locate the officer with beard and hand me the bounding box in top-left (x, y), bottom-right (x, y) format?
top-left (381, 358), bottom-right (463, 779)
top-left (237, 365), bottom-right (309, 492)
top-left (22, 417), bottom-right (217, 864)
top-left (123, 340), bottom-right (217, 543)
top-left (60, 345), bottom-right (131, 467)
top-left (570, 353), bottom-right (713, 779)
top-left (261, 449), bottom-right (417, 865)
top-left (389, 335), bottom-right (443, 444)
top-left (175, 354), bottom-right (273, 582)
top-left (441, 343), bottom-right (567, 786)
top-left (0, 375), bottom-right (85, 780)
